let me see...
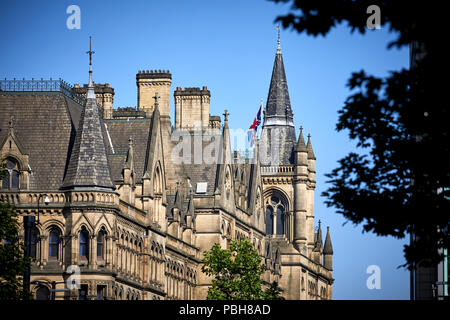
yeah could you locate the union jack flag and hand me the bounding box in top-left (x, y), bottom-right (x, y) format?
top-left (248, 105), bottom-right (262, 147)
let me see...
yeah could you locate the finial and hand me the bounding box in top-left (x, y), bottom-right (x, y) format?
top-left (8, 116), bottom-right (15, 135)
top-left (153, 92), bottom-right (159, 107)
top-left (223, 109), bottom-right (229, 122)
top-left (86, 36), bottom-right (95, 67)
top-left (86, 36), bottom-right (96, 99)
top-left (300, 125), bottom-right (303, 133)
top-left (307, 133), bottom-right (311, 140)
top-left (276, 23), bottom-right (281, 53)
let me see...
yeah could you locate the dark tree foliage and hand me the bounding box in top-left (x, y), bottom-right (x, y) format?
top-left (271, 0), bottom-right (449, 269)
top-left (0, 161), bottom-right (31, 299)
top-left (202, 238), bottom-right (283, 300)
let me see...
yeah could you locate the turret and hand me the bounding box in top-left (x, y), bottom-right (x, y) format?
top-left (306, 133), bottom-right (316, 181)
top-left (323, 226), bottom-right (333, 270)
top-left (306, 134), bottom-right (316, 252)
top-left (293, 126), bottom-right (308, 251)
top-left (294, 126), bottom-right (308, 166)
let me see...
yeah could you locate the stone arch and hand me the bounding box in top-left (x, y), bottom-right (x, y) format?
top-left (42, 219), bottom-right (64, 233)
top-left (77, 222), bottom-right (94, 235)
top-left (263, 187), bottom-right (290, 213)
top-left (263, 188), bottom-right (290, 236)
top-left (94, 223), bottom-right (110, 236)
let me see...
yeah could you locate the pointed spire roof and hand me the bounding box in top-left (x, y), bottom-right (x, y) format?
top-left (221, 109), bottom-right (232, 165)
top-left (323, 226), bottom-right (333, 255)
top-left (264, 26), bottom-right (294, 125)
top-left (306, 133), bottom-right (316, 160)
top-left (143, 95), bottom-right (161, 175)
top-left (295, 125), bottom-right (307, 152)
top-left (214, 109), bottom-right (232, 193)
top-left (314, 220), bottom-right (323, 251)
top-left (61, 39), bottom-right (114, 190)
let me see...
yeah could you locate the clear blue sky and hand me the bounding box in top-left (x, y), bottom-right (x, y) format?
top-left (0, 0), bottom-right (410, 299)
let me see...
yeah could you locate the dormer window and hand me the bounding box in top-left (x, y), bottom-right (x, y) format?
top-left (1, 158), bottom-right (20, 190)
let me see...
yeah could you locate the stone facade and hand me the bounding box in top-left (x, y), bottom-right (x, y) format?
top-left (136, 70), bottom-right (172, 118)
top-left (0, 38), bottom-right (333, 300)
top-left (174, 86), bottom-right (211, 129)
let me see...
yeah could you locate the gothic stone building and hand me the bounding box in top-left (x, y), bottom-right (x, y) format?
top-left (0, 39), bottom-right (334, 300)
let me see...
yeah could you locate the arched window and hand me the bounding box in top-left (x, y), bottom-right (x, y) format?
top-left (48, 228), bottom-right (60, 260)
top-left (1, 171), bottom-right (8, 189)
top-left (35, 286), bottom-right (50, 300)
top-left (1, 158), bottom-right (20, 190)
top-left (30, 227), bottom-right (40, 259)
top-left (264, 193), bottom-right (288, 236)
top-left (97, 229), bottom-right (106, 260)
top-left (265, 206), bottom-right (273, 235)
top-left (79, 227), bottom-right (89, 261)
top-left (276, 205), bottom-right (285, 235)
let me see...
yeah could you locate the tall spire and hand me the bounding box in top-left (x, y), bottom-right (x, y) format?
top-left (86, 36), bottom-right (95, 99)
top-left (61, 40), bottom-right (114, 191)
top-left (263, 25), bottom-right (294, 127)
top-left (260, 25), bottom-right (297, 165)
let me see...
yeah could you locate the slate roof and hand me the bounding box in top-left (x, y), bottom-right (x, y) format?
top-left (61, 91), bottom-right (115, 190)
top-left (107, 154), bottom-right (127, 182)
top-left (265, 47), bottom-right (294, 121)
top-left (0, 92), bottom-right (82, 190)
top-left (104, 119), bottom-right (152, 182)
top-left (181, 134), bottom-right (220, 195)
top-left (0, 91), bottom-right (154, 189)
